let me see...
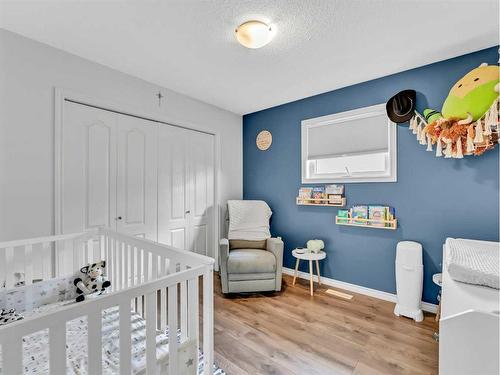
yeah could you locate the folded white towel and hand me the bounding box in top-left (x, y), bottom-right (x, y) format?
top-left (227, 200), bottom-right (272, 241)
top-left (446, 238), bottom-right (499, 289)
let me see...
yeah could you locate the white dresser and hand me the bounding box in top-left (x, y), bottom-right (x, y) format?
top-left (439, 241), bottom-right (500, 375)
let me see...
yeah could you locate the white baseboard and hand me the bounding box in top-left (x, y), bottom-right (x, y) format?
top-left (282, 267), bottom-right (437, 314)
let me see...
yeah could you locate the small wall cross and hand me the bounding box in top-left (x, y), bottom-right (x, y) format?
top-left (157, 91), bottom-right (164, 107)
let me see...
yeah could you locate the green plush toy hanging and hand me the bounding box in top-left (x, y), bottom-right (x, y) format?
top-left (441, 63), bottom-right (499, 122)
top-left (409, 63), bottom-right (499, 158)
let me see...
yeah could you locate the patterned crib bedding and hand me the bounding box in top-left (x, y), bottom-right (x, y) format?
top-left (0, 301), bottom-right (197, 375)
top-left (0, 277), bottom-right (225, 375)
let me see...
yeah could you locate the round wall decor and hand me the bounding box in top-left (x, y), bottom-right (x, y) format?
top-left (256, 130), bottom-right (272, 150)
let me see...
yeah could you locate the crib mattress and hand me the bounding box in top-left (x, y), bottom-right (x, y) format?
top-left (0, 302), bottom-right (196, 375)
top-left (446, 238), bottom-right (500, 290)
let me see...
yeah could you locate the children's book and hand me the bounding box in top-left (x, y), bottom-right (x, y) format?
top-left (298, 187), bottom-right (313, 203)
top-left (337, 209), bottom-right (349, 223)
top-left (325, 184), bottom-right (344, 195)
top-left (385, 207), bottom-right (396, 227)
top-left (369, 205), bottom-right (387, 227)
top-left (328, 194), bottom-right (343, 204)
top-left (311, 187), bottom-right (326, 203)
top-left (351, 205), bottom-right (368, 224)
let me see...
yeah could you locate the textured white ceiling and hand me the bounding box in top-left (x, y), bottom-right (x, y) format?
top-left (0, 0), bottom-right (498, 114)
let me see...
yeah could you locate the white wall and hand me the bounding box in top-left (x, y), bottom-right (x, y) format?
top-left (0, 29), bottom-right (242, 241)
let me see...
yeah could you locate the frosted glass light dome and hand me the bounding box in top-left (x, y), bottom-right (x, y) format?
top-left (235, 20), bottom-right (274, 49)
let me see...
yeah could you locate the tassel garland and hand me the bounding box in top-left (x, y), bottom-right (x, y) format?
top-left (456, 137), bottom-right (463, 159)
top-left (426, 135), bottom-right (433, 151)
top-left (409, 99), bottom-right (498, 159)
top-left (419, 127), bottom-right (427, 145)
top-left (435, 136), bottom-right (443, 157)
top-left (412, 118), bottom-right (419, 134)
top-left (444, 140), bottom-right (452, 158)
top-left (474, 121), bottom-right (484, 143)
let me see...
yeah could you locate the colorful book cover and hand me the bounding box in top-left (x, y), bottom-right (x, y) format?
top-left (328, 194), bottom-right (343, 204)
top-left (337, 209), bottom-right (349, 223)
top-left (385, 207), bottom-right (396, 227)
top-left (311, 187), bottom-right (326, 203)
top-left (298, 187), bottom-right (313, 203)
top-left (351, 205), bottom-right (368, 224)
top-left (325, 184), bottom-right (344, 195)
top-left (369, 205), bottom-right (387, 227)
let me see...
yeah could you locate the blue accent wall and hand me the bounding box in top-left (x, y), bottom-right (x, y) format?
top-left (243, 47), bottom-right (499, 304)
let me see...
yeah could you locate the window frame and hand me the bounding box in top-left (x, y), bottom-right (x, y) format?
top-left (301, 103), bottom-right (398, 184)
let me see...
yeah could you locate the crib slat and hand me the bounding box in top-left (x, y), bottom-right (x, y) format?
top-left (87, 238), bottom-right (94, 263)
top-left (116, 240), bottom-right (122, 291)
top-left (203, 269), bottom-right (214, 375)
top-left (138, 248), bottom-right (143, 284)
top-left (88, 310), bottom-right (102, 374)
top-left (121, 242), bottom-right (126, 288)
top-left (124, 244), bottom-right (130, 288)
top-left (24, 244), bottom-right (33, 286)
top-left (137, 295), bottom-right (143, 317)
top-left (136, 249), bottom-right (143, 316)
top-left (188, 276), bottom-right (199, 349)
top-left (2, 336), bottom-right (23, 374)
top-left (5, 247), bottom-right (14, 288)
top-left (49, 323), bottom-right (67, 374)
top-left (83, 240), bottom-right (88, 264)
top-left (152, 254), bottom-right (158, 280)
top-left (180, 266), bottom-right (188, 341)
top-left (144, 250), bottom-right (150, 282)
top-left (145, 292), bottom-right (157, 374)
top-left (67, 238), bottom-right (77, 276)
top-left (100, 234), bottom-right (105, 260)
top-left (42, 241), bottom-right (52, 280)
top-left (131, 246), bottom-right (136, 286)
top-left (0, 248), bottom-right (5, 287)
top-left (119, 301), bottom-right (132, 375)
top-left (160, 287), bottom-right (167, 330)
top-left (108, 236), bottom-right (114, 291)
top-left (168, 284), bottom-right (179, 375)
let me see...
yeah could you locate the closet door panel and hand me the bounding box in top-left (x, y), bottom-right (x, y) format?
top-left (61, 101), bottom-right (117, 234)
top-left (87, 124), bottom-right (113, 228)
top-left (124, 130), bottom-right (146, 224)
top-left (116, 115), bottom-right (158, 241)
top-left (158, 125), bottom-right (189, 249)
top-left (189, 131), bottom-right (214, 256)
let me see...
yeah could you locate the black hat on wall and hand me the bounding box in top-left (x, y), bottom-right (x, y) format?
top-left (386, 90), bottom-right (416, 123)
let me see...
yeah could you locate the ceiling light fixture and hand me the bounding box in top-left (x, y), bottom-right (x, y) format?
top-left (235, 20), bottom-right (274, 49)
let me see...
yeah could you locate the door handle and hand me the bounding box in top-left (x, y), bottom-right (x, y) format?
top-left (115, 216), bottom-right (122, 221)
top-left (185, 210), bottom-right (190, 214)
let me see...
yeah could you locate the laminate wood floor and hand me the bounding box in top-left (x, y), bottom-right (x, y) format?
top-left (212, 273), bottom-right (438, 375)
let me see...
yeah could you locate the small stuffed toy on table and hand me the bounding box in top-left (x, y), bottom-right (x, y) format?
top-left (73, 260), bottom-right (111, 302)
top-left (306, 239), bottom-right (325, 254)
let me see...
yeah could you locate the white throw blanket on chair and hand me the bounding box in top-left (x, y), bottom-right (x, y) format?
top-left (227, 200), bottom-right (272, 241)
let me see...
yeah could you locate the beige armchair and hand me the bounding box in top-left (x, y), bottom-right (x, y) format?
top-left (219, 238), bottom-right (283, 293)
top-left (219, 200), bottom-right (283, 294)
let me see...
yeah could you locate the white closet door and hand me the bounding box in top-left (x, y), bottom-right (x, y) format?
top-left (188, 130), bottom-right (214, 257)
top-left (157, 126), bottom-right (214, 258)
top-left (115, 114), bottom-right (158, 241)
top-left (158, 125), bottom-right (189, 249)
top-left (61, 101), bottom-right (118, 233)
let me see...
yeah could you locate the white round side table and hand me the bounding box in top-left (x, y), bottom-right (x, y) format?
top-left (291, 249), bottom-right (326, 296)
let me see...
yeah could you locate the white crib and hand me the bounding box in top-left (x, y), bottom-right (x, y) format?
top-left (0, 227), bottom-right (215, 375)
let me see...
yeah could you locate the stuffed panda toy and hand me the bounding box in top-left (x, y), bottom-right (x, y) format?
top-left (73, 260), bottom-right (111, 302)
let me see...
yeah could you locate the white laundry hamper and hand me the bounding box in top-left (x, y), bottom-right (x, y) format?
top-left (394, 241), bottom-right (424, 322)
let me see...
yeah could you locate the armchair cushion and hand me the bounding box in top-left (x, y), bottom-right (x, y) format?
top-left (229, 239), bottom-right (267, 250)
top-left (227, 249), bottom-right (276, 274)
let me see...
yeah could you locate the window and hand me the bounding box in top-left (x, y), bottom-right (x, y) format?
top-left (301, 103), bottom-right (397, 183)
